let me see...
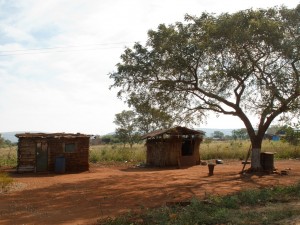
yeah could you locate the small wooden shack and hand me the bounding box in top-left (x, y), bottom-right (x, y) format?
top-left (143, 126), bottom-right (205, 168)
top-left (15, 133), bottom-right (90, 173)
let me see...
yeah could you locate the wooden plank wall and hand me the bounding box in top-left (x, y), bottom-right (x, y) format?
top-left (146, 138), bottom-right (182, 167)
top-left (17, 137), bottom-right (90, 173)
top-left (146, 136), bottom-right (202, 167)
top-left (17, 138), bottom-right (36, 172)
top-left (48, 137), bottom-right (90, 172)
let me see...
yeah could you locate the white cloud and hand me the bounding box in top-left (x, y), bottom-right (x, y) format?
top-left (0, 0), bottom-right (298, 134)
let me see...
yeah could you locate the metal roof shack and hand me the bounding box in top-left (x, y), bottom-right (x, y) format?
top-left (143, 126), bottom-right (205, 168)
top-left (16, 132), bottom-right (91, 173)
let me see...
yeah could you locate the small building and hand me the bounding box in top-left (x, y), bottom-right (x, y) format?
top-left (15, 133), bottom-right (90, 173)
top-left (143, 126), bottom-right (205, 168)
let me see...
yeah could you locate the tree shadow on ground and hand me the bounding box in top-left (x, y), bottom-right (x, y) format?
top-left (1, 163), bottom-right (297, 224)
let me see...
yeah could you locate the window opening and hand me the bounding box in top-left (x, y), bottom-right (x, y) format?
top-left (65, 143), bottom-right (76, 153)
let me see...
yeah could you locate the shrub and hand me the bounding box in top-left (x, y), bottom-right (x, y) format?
top-left (0, 172), bottom-right (13, 192)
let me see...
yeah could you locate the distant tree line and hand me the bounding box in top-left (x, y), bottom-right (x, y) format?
top-left (210, 125), bottom-right (300, 146)
top-left (91, 124), bottom-right (299, 147)
top-left (0, 134), bottom-right (15, 148)
top-left (210, 129), bottom-right (249, 140)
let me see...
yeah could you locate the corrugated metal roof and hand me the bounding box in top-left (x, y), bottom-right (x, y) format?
top-left (142, 126), bottom-right (205, 139)
top-left (15, 132), bottom-right (91, 138)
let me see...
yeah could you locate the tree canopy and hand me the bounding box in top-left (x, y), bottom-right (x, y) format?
top-left (114, 110), bottom-right (140, 148)
top-left (110, 5), bottom-right (300, 169)
top-left (212, 131), bottom-right (224, 139)
top-left (232, 128), bottom-right (249, 140)
top-left (128, 94), bottom-right (175, 134)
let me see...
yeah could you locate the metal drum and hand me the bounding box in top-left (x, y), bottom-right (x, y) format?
top-left (260, 152), bottom-right (274, 171)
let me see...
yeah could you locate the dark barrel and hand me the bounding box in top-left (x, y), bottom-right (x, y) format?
top-left (208, 164), bottom-right (215, 176)
top-left (260, 152), bottom-right (274, 171)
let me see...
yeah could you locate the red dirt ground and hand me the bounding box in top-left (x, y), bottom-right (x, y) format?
top-left (1, 159), bottom-right (300, 225)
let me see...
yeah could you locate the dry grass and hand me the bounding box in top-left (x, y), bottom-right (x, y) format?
top-left (1, 140), bottom-right (299, 167)
top-left (0, 146), bottom-right (17, 168)
top-left (89, 144), bottom-right (146, 164)
top-left (0, 172), bottom-right (14, 193)
top-left (89, 140), bottom-right (300, 164)
top-left (200, 140), bottom-right (300, 160)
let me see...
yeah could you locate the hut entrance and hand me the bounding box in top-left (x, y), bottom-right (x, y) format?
top-left (36, 142), bottom-right (48, 172)
top-left (181, 139), bottom-right (194, 156)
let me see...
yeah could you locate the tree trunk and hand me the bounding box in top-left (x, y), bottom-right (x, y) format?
top-left (250, 137), bottom-right (263, 171)
top-left (251, 148), bottom-right (261, 171)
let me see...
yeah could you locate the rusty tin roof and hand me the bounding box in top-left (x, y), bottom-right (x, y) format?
top-left (15, 132), bottom-right (91, 139)
top-left (142, 126), bottom-right (205, 139)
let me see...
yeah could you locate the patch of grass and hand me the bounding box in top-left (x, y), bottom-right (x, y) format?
top-left (200, 140), bottom-right (300, 160)
top-left (232, 208), bottom-right (298, 225)
top-left (201, 140), bottom-right (248, 160)
top-left (89, 144), bottom-right (146, 164)
top-left (264, 141), bottom-right (300, 159)
top-left (0, 147), bottom-right (17, 168)
top-left (97, 182), bottom-right (300, 225)
top-left (90, 140), bottom-right (300, 164)
top-left (0, 172), bottom-right (13, 192)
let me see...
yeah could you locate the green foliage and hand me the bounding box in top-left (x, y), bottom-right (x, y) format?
top-left (0, 134), bottom-right (15, 148)
top-left (114, 110), bottom-right (141, 148)
top-left (281, 126), bottom-right (300, 146)
top-left (232, 128), bottom-right (249, 140)
top-left (0, 172), bottom-right (13, 192)
top-left (128, 94), bottom-right (176, 134)
top-left (98, 182), bottom-right (300, 225)
top-left (266, 125), bottom-right (283, 135)
top-left (100, 134), bottom-right (120, 144)
top-left (211, 130), bottom-right (224, 139)
top-left (110, 4), bottom-right (300, 169)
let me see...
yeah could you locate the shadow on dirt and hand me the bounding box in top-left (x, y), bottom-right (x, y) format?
top-left (1, 162), bottom-right (297, 224)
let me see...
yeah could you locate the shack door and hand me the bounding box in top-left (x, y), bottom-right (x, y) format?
top-left (180, 139), bottom-right (196, 167)
top-left (36, 142), bottom-right (48, 172)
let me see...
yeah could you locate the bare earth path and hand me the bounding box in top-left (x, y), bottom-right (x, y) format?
top-left (1, 160), bottom-right (300, 225)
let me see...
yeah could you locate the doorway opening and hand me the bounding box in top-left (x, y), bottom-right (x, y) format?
top-left (181, 139), bottom-right (194, 156)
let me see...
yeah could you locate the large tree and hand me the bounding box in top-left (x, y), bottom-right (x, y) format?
top-left (128, 93), bottom-right (178, 134)
top-left (114, 110), bottom-right (140, 148)
top-left (110, 5), bottom-right (300, 170)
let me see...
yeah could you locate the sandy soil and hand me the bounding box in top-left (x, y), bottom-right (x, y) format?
top-left (0, 159), bottom-right (300, 225)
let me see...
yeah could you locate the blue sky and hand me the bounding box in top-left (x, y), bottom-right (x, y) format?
top-left (0, 0), bottom-right (299, 135)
